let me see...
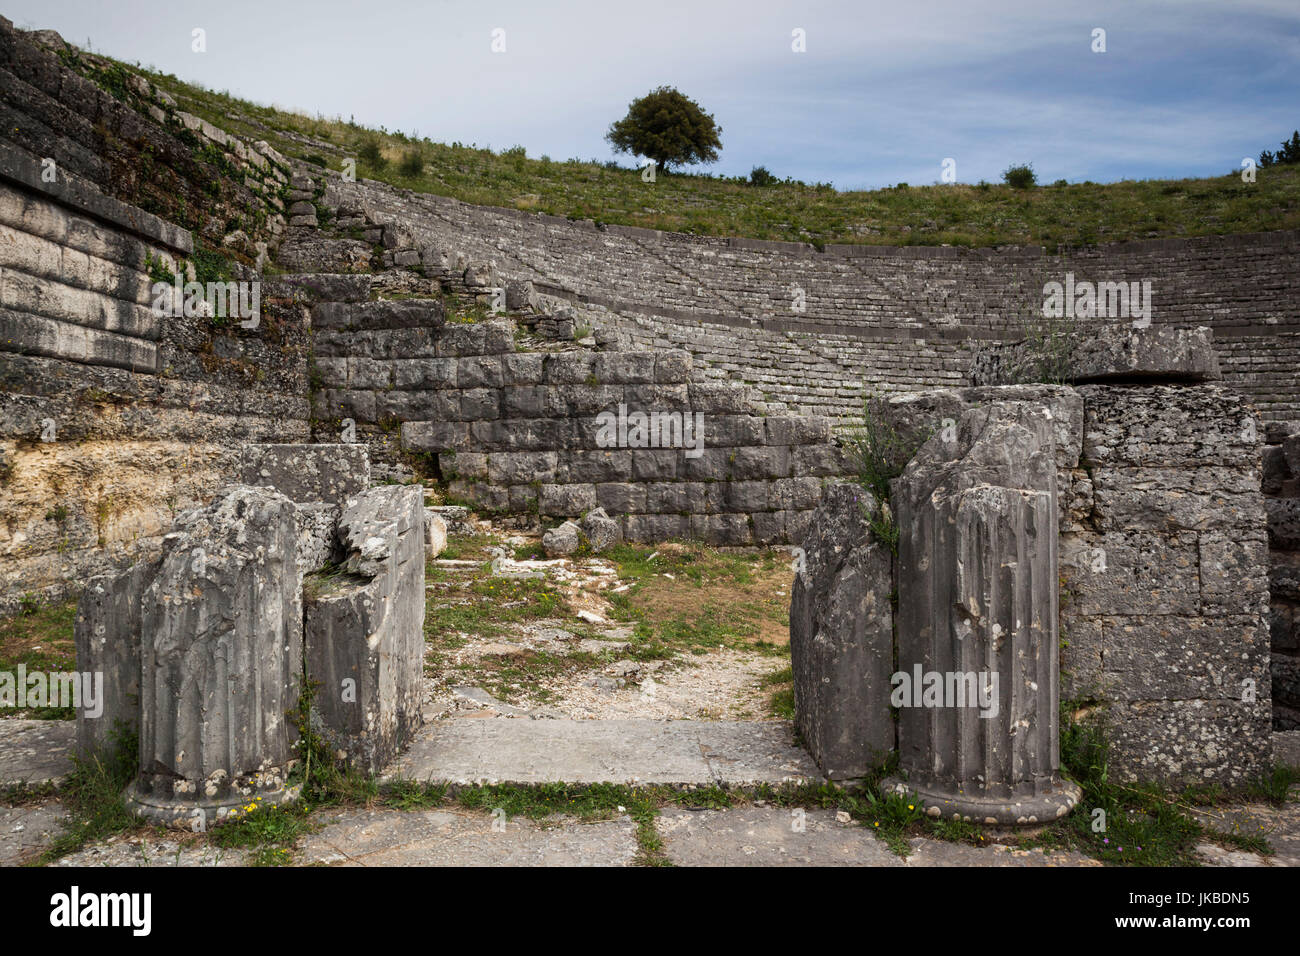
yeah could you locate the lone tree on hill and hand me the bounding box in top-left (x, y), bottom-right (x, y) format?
top-left (606, 86), bottom-right (722, 173)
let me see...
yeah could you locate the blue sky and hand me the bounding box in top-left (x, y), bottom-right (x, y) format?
top-left (10, 0), bottom-right (1300, 190)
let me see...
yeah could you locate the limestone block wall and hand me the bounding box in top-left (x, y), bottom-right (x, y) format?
top-left (0, 150), bottom-right (310, 613)
top-left (307, 290), bottom-right (846, 545)
top-left (1264, 424), bottom-right (1300, 729)
top-left (878, 379), bottom-right (1272, 787)
top-left (1058, 385), bottom-right (1272, 785)
top-left (0, 17), bottom-right (290, 251)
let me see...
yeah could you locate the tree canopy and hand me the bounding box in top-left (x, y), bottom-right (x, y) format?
top-left (606, 86), bottom-right (722, 172)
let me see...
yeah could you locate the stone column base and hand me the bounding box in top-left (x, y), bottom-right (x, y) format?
top-left (124, 780), bottom-right (302, 830)
top-left (883, 776), bottom-right (1082, 827)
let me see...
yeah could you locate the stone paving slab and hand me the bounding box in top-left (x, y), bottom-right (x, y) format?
top-left (1191, 798), bottom-right (1300, 866)
top-left (53, 836), bottom-right (249, 867)
top-left (0, 801), bottom-right (64, 865)
top-left (386, 718), bottom-right (821, 785)
top-left (299, 807), bottom-right (639, 866)
top-left (900, 837), bottom-right (1103, 867)
top-left (0, 719), bottom-right (75, 786)
top-left (658, 807), bottom-right (901, 866)
top-left (656, 807), bottom-right (1106, 867)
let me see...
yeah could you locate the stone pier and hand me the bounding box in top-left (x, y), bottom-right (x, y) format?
top-left (887, 402), bottom-right (1079, 824)
top-left (127, 485), bottom-right (304, 826)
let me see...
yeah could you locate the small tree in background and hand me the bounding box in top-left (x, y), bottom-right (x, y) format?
top-left (357, 138), bottom-right (386, 170)
top-left (606, 86), bottom-right (722, 173)
top-left (1003, 163), bottom-right (1037, 189)
top-left (397, 149), bottom-right (424, 177)
top-left (749, 165), bottom-right (777, 186)
top-left (1260, 130), bottom-right (1300, 167)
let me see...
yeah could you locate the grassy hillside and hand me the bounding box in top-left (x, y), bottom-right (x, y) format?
top-left (137, 65), bottom-right (1300, 251)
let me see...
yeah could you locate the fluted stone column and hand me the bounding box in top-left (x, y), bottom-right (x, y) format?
top-left (125, 485), bottom-right (303, 826)
top-left (886, 401), bottom-right (1080, 825)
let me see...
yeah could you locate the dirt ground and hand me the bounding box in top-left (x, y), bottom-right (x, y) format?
top-left (422, 523), bottom-right (798, 721)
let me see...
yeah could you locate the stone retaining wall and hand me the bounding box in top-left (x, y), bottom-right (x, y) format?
top-left (0, 149), bottom-right (311, 613)
top-left (308, 284), bottom-right (846, 545)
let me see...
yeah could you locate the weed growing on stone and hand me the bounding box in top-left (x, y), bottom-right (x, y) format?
top-left (842, 404), bottom-right (924, 505)
top-left (1013, 706), bottom-right (1286, 865)
top-left (208, 803), bottom-right (317, 867)
top-left (761, 665), bottom-right (795, 719)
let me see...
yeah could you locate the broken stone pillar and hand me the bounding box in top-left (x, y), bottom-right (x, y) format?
top-left (126, 485), bottom-right (303, 826)
top-left (304, 485), bottom-right (426, 774)
top-left (887, 401), bottom-right (1080, 825)
top-left (74, 562), bottom-right (157, 759)
top-left (790, 483), bottom-right (894, 780)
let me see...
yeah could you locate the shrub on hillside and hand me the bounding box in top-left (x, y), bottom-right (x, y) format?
top-left (749, 165), bottom-right (776, 186)
top-left (357, 138), bottom-right (386, 170)
top-left (397, 149), bottom-right (424, 177)
top-left (1003, 163), bottom-right (1037, 189)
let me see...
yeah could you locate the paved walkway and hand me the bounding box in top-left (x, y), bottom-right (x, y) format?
top-left (4, 718), bottom-right (1299, 866)
top-left (385, 718), bottom-right (820, 786)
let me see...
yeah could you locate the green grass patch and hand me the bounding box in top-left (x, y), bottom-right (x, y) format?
top-left (0, 598), bottom-right (78, 719)
top-left (122, 62), bottom-right (1300, 249)
top-left (762, 665), bottom-right (795, 719)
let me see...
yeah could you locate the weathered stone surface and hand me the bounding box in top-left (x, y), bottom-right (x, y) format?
top-left (74, 562), bottom-right (157, 759)
top-left (1104, 699), bottom-right (1273, 785)
top-left (540, 483), bottom-right (597, 517)
top-left (789, 483), bottom-right (894, 781)
top-left (429, 505), bottom-right (473, 536)
top-left (305, 484), bottom-right (426, 775)
top-left (580, 507), bottom-right (622, 553)
top-left (658, 807), bottom-right (900, 867)
top-left (890, 401), bottom-right (1079, 824)
top-left (970, 324), bottom-right (1222, 386)
top-left (385, 719), bottom-right (820, 785)
top-left (1060, 381), bottom-right (1273, 779)
top-left (0, 801), bottom-right (65, 865)
top-left (1077, 384), bottom-right (1260, 468)
top-left (0, 720), bottom-right (74, 786)
top-left (267, 273), bottom-right (372, 303)
top-left (425, 508), bottom-right (447, 558)
top-left (1060, 531), bottom-right (1201, 616)
top-left (300, 807), bottom-right (639, 867)
top-left (240, 443), bottom-right (370, 503)
top-left (542, 520), bottom-right (582, 557)
top-left (129, 485), bottom-right (303, 826)
top-left (293, 501), bottom-right (340, 573)
top-left (1268, 498), bottom-right (1300, 550)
